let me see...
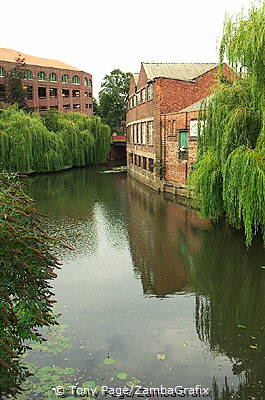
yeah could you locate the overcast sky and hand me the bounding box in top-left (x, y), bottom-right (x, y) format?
top-left (0, 0), bottom-right (253, 97)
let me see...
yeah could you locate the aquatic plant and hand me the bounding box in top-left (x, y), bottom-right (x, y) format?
top-left (189, 2), bottom-right (265, 246)
top-left (0, 107), bottom-right (111, 174)
top-left (0, 174), bottom-right (61, 397)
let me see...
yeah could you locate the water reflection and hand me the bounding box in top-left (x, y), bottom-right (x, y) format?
top-left (184, 228), bottom-right (265, 398)
top-left (25, 167), bottom-right (265, 398)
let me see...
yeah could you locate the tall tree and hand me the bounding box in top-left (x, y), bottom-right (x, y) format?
top-left (4, 55), bottom-right (27, 110)
top-left (189, 1), bottom-right (265, 247)
top-left (98, 69), bottom-right (132, 133)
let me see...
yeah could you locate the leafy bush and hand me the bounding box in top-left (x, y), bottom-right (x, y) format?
top-left (0, 174), bottom-right (60, 397)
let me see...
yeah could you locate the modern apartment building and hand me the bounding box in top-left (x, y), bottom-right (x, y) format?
top-left (0, 48), bottom-right (93, 114)
top-left (126, 62), bottom-right (231, 195)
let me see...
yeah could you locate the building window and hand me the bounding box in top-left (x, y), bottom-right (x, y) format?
top-left (23, 70), bottom-right (33, 80)
top-left (49, 73), bottom-right (57, 82)
top-left (62, 74), bottom-right (69, 83)
top-left (62, 89), bottom-right (70, 97)
top-left (11, 68), bottom-right (19, 77)
top-left (72, 90), bottom-right (80, 97)
top-left (0, 67), bottom-right (5, 77)
top-left (38, 87), bottom-right (46, 98)
top-left (73, 104), bottom-right (81, 109)
top-left (179, 130), bottom-right (188, 149)
top-left (63, 104), bottom-right (70, 110)
top-left (38, 71), bottom-right (46, 81)
top-left (88, 92), bottom-right (92, 97)
top-left (147, 121), bottom-right (154, 145)
top-left (190, 119), bottom-right (199, 138)
top-left (0, 84), bottom-right (5, 100)
top-left (142, 122), bottom-right (147, 144)
top-left (141, 88), bottom-right (146, 103)
top-left (85, 104), bottom-right (88, 108)
top-left (49, 88), bottom-right (57, 98)
top-left (147, 83), bottom-right (154, 101)
top-left (89, 104), bottom-right (92, 108)
top-left (84, 77), bottom-right (89, 86)
top-left (136, 92), bottom-right (141, 106)
top-left (137, 123), bottom-right (141, 143)
top-left (72, 76), bottom-right (80, 85)
top-left (143, 157), bottom-right (147, 169)
top-left (148, 158), bottom-right (154, 172)
top-left (50, 105), bottom-right (58, 110)
top-left (39, 106), bottom-right (47, 113)
top-left (24, 86), bottom-right (33, 100)
top-left (88, 79), bottom-right (92, 87)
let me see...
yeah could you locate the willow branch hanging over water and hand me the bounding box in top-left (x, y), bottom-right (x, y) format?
top-left (189, 1), bottom-right (265, 246)
top-left (0, 107), bottom-right (112, 174)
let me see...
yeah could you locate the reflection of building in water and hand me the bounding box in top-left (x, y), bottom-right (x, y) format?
top-left (126, 178), bottom-right (210, 297)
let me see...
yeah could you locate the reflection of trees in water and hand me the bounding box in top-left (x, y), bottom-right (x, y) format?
top-left (25, 168), bottom-right (129, 258)
top-left (184, 228), bottom-right (265, 398)
top-left (126, 179), bottom-right (209, 297)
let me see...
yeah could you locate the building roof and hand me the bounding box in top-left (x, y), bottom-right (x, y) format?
top-left (142, 62), bottom-right (219, 81)
top-left (132, 73), bottom-right (140, 84)
top-left (178, 95), bottom-right (213, 113)
top-left (0, 48), bottom-right (81, 71)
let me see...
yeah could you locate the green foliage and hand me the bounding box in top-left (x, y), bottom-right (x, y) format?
top-left (0, 174), bottom-right (60, 397)
top-left (190, 2), bottom-right (265, 246)
top-left (0, 107), bottom-right (111, 173)
top-left (98, 69), bottom-right (132, 132)
top-left (4, 57), bottom-right (27, 110)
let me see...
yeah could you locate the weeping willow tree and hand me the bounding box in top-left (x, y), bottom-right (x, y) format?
top-left (190, 2), bottom-right (265, 246)
top-left (0, 107), bottom-right (111, 174)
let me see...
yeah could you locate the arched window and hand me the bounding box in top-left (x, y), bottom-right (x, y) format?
top-left (49, 72), bottom-right (57, 82)
top-left (72, 75), bottom-right (80, 85)
top-left (11, 68), bottom-right (19, 78)
top-left (89, 79), bottom-right (92, 87)
top-left (84, 77), bottom-right (89, 86)
top-left (38, 71), bottom-right (46, 81)
top-left (62, 74), bottom-right (69, 83)
top-left (24, 70), bottom-right (33, 80)
top-left (0, 67), bottom-right (5, 77)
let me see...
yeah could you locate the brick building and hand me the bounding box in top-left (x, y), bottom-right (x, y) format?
top-left (126, 62), bottom-right (231, 195)
top-left (0, 48), bottom-right (93, 114)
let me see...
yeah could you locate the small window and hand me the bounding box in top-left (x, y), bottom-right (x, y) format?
top-left (0, 67), bottom-right (5, 78)
top-left (88, 79), bottom-right (92, 87)
top-left (23, 70), bottom-right (33, 80)
top-left (50, 105), bottom-right (58, 110)
top-left (0, 84), bottom-right (5, 100)
top-left (62, 74), bottom-right (69, 83)
top-left (85, 104), bottom-right (88, 108)
top-left (38, 87), bottom-right (46, 98)
top-left (147, 83), bottom-right (154, 101)
top-left (84, 91), bottom-right (88, 97)
top-left (72, 90), bottom-right (80, 97)
top-left (49, 73), bottom-right (57, 82)
top-left (141, 88), bottom-right (146, 103)
top-left (62, 89), bottom-right (69, 97)
top-left (179, 130), bottom-right (188, 149)
top-left (142, 122), bottom-right (147, 144)
top-left (89, 104), bottom-right (92, 108)
top-left (88, 92), bottom-right (92, 97)
top-left (11, 68), bottom-right (19, 78)
top-left (148, 158), bottom-right (154, 172)
top-left (148, 121), bottom-right (154, 145)
top-left (143, 157), bottom-right (147, 170)
top-left (73, 104), bottom-right (81, 109)
top-left (190, 120), bottom-right (198, 138)
top-left (49, 88), bottom-right (57, 98)
top-left (39, 106), bottom-right (47, 113)
top-left (72, 76), bottom-right (80, 85)
top-left (84, 77), bottom-right (89, 86)
top-left (24, 86), bottom-right (33, 100)
top-left (38, 71), bottom-right (46, 81)
top-left (63, 104), bottom-right (70, 110)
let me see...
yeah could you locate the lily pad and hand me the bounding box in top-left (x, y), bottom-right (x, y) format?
top-left (117, 372), bottom-right (128, 380)
top-left (156, 353), bottom-right (166, 360)
top-left (126, 378), bottom-right (141, 387)
top-left (103, 358), bottom-right (116, 365)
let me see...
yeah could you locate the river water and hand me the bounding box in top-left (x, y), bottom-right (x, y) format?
top-left (24, 167), bottom-right (265, 399)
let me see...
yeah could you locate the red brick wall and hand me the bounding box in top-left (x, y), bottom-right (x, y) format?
top-left (0, 60), bottom-right (93, 114)
top-left (162, 110), bottom-right (199, 185)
